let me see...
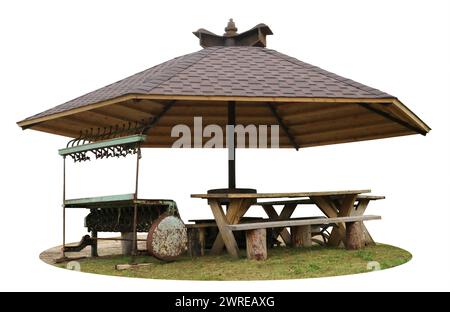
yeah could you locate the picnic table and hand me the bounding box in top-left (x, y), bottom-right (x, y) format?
top-left (191, 189), bottom-right (382, 259)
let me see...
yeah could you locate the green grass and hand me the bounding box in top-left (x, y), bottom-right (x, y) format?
top-left (55, 244), bottom-right (411, 280)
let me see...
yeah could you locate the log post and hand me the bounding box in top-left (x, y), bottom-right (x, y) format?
top-left (91, 230), bottom-right (98, 257)
top-left (245, 229), bottom-right (267, 260)
top-left (345, 222), bottom-right (364, 250)
top-left (188, 228), bottom-right (206, 257)
top-left (121, 232), bottom-right (134, 256)
top-left (291, 225), bottom-right (312, 248)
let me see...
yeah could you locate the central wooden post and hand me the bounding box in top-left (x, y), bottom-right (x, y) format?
top-left (227, 101), bottom-right (236, 189)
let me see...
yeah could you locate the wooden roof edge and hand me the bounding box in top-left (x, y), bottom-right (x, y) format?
top-left (392, 98), bottom-right (432, 134)
top-left (17, 93), bottom-right (401, 129)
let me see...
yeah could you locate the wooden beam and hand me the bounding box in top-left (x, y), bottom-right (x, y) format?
top-left (358, 103), bottom-right (427, 135)
top-left (268, 103), bottom-right (300, 150)
top-left (208, 200), bottom-right (240, 258)
top-left (17, 94), bottom-right (398, 128)
top-left (392, 99), bottom-right (431, 132)
top-left (143, 101), bottom-right (175, 133)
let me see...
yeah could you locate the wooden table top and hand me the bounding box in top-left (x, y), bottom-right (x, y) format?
top-left (191, 189), bottom-right (371, 199)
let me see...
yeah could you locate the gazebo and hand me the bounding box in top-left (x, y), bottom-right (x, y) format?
top-left (18, 19), bottom-right (430, 261)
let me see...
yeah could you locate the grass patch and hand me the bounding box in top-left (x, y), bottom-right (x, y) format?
top-left (54, 244), bottom-right (411, 280)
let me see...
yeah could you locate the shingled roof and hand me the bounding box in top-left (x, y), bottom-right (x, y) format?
top-left (17, 20), bottom-right (430, 148)
top-left (24, 46), bottom-right (394, 122)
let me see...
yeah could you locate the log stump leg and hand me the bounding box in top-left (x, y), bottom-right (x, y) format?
top-left (246, 229), bottom-right (267, 261)
top-left (291, 225), bottom-right (312, 248)
top-left (121, 232), bottom-right (134, 256)
top-left (345, 222), bottom-right (364, 250)
top-left (91, 230), bottom-right (98, 257)
top-left (188, 228), bottom-right (206, 257)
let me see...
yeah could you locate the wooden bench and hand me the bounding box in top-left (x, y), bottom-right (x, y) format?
top-left (185, 217), bottom-right (266, 257)
top-left (227, 215), bottom-right (381, 260)
top-left (256, 194), bottom-right (385, 247)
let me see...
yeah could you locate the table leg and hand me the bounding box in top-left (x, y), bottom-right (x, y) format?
top-left (262, 204), bottom-right (297, 245)
top-left (327, 194), bottom-right (357, 246)
top-left (211, 199), bottom-right (253, 254)
top-left (353, 199), bottom-right (375, 245)
top-left (208, 200), bottom-right (240, 258)
top-left (311, 195), bottom-right (357, 247)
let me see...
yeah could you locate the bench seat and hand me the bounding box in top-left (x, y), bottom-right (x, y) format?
top-left (227, 215), bottom-right (381, 231)
top-left (230, 215), bottom-right (381, 260)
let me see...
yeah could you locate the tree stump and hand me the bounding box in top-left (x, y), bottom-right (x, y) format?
top-left (121, 232), bottom-right (135, 256)
top-left (246, 229), bottom-right (267, 260)
top-left (345, 222), bottom-right (364, 250)
top-left (291, 225), bottom-right (312, 248)
top-left (188, 227), bottom-right (206, 257)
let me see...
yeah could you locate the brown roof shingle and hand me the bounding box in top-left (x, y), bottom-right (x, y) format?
top-left (25, 46), bottom-right (394, 121)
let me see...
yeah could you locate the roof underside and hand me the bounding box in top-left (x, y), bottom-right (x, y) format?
top-left (17, 46), bottom-right (430, 148)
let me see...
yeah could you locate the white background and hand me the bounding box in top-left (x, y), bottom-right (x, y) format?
top-left (1, 0), bottom-right (449, 291)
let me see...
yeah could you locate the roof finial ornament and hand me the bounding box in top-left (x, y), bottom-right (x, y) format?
top-left (224, 18), bottom-right (238, 37)
top-left (193, 21), bottom-right (273, 48)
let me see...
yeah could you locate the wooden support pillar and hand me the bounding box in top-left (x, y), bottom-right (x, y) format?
top-left (121, 232), bottom-right (135, 256)
top-left (91, 230), bottom-right (98, 257)
top-left (291, 225), bottom-right (312, 248)
top-left (245, 229), bottom-right (267, 261)
top-left (345, 222), bottom-right (364, 250)
top-left (188, 228), bottom-right (206, 257)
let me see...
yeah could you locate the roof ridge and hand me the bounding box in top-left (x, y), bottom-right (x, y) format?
top-left (141, 47), bottom-right (221, 94)
top-left (263, 49), bottom-right (391, 98)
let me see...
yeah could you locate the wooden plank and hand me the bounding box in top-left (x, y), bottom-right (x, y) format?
top-left (298, 129), bottom-right (413, 148)
top-left (297, 122), bottom-right (402, 143)
top-left (191, 189), bottom-right (371, 199)
top-left (290, 113), bottom-right (390, 136)
top-left (115, 263), bottom-right (154, 270)
top-left (72, 110), bottom-right (130, 128)
top-left (359, 103), bottom-right (427, 135)
top-left (228, 215), bottom-right (381, 231)
top-left (58, 134), bottom-right (146, 156)
top-left (185, 223), bottom-right (218, 229)
top-left (33, 124), bottom-right (78, 138)
top-left (64, 193), bottom-right (135, 206)
top-left (275, 102), bottom-right (346, 114)
top-left (283, 105), bottom-right (363, 124)
top-left (257, 195), bottom-right (385, 206)
top-left (94, 104), bottom-right (153, 123)
top-left (123, 99), bottom-right (166, 114)
top-left (392, 99), bottom-right (431, 132)
top-left (208, 200), bottom-right (240, 258)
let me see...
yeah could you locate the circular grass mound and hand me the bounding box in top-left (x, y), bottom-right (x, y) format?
top-left (49, 244), bottom-right (411, 280)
